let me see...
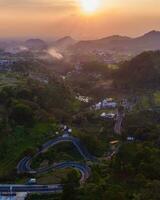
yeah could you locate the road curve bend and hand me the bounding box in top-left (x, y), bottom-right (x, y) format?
top-left (10, 135), bottom-right (95, 194)
top-left (0, 135), bottom-right (95, 194)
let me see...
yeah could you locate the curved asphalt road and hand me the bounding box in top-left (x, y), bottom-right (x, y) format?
top-left (40, 136), bottom-right (96, 161)
top-left (0, 135), bottom-right (94, 194)
top-left (17, 136), bottom-right (95, 177)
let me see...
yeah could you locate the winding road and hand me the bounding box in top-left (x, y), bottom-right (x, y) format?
top-left (0, 135), bottom-right (95, 195)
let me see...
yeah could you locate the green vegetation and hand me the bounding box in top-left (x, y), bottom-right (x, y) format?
top-left (0, 123), bottom-right (57, 180)
top-left (0, 50), bottom-right (160, 200)
top-left (27, 194), bottom-right (60, 200)
top-left (66, 61), bottom-right (113, 98)
top-left (36, 168), bottom-right (76, 185)
top-left (31, 143), bottom-right (83, 169)
top-left (154, 91), bottom-right (160, 105)
top-left (0, 70), bottom-right (79, 181)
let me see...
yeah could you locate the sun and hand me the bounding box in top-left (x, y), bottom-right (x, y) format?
top-left (79, 0), bottom-right (100, 13)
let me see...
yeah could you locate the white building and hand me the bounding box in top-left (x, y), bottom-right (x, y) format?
top-left (93, 98), bottom-right (117, 110)
top-left (101, 98), bottom-right (117, 108)
top-left (100, 112), bottom-right (115, 119)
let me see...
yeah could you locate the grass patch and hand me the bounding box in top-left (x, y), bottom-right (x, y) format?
top-left (36, 168), bottom-right (74, 184)
top-left (31, 143), bottom-right (83, 169)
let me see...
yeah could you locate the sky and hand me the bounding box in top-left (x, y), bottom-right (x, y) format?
top-left (0, 0), bottom-right (160, 39)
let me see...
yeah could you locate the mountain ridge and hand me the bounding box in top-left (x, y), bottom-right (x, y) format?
top-left (71, 30), bottom-right (160, 53)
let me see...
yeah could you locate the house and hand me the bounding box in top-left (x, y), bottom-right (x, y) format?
top-left (94, 102), bottom-right (102, 110)
top-left (100, 112), bottom-right (115, 119)
top-left (93, 98), bottom-right (117, 110)
top-left (101, 98), bottom-right (117, 108)
top-left (127, 136), bottom-right (135, 141)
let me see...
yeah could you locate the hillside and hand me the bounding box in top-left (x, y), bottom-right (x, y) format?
top-left (53, 36), bottom-right (76, 50)
top-left (113, 51), bottom-right (160, 89)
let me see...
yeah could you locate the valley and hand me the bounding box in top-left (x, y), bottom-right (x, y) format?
top-left (0, 33), bottom-right (160, 200)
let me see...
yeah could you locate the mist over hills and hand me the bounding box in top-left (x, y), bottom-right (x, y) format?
top-left (0, 31), bottom-right (160, 54)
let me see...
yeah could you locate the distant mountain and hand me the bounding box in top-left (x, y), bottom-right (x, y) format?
top-left (71, 30), bottom-right (160, 54)
top-left (24, 39), bottom-right (47, 50)
top-left (53, 36), bottom-right (76, 49)
top-left (131, 31), bottom-right (160, 52)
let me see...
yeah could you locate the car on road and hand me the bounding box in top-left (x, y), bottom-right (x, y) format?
top-left (27, 178), bottom-right (37, 185)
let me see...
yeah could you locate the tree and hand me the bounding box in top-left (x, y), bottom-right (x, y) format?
top-left (61, 170), bottom-right (80, 200)
top-left (10, 103), bottom-right (34, 126)
top-left (141, 180), bottom-right (160, 200)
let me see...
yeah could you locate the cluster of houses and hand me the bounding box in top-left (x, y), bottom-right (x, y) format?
top-left (76, 95), bottom-right (90, 103)
top-left (93, 98), bottom-right (132, 111)
top-left (91, 98), bottom-right (117, 120)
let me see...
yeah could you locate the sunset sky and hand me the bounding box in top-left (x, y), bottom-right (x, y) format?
top-left (0, 0), bottom-right (160, 39)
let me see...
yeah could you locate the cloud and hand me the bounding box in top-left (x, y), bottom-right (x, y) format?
top-left (0, 0), bottom-right (77, 9)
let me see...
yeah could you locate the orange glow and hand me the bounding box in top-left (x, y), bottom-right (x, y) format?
top-left (0, 0), bottom-right (159, 39)
top-left (79, 0), bottom-right (101, 14)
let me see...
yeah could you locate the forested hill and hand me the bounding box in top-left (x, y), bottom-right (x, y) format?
top-left (114, 51), bottom-right (160, 89)
top-left (0, 71), bottom-right (81, 179)
top-left (0, 74), bottom-right (77, 125)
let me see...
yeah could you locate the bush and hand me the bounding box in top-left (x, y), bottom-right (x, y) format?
top-left (10, 103), bottom-right (34, 126)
